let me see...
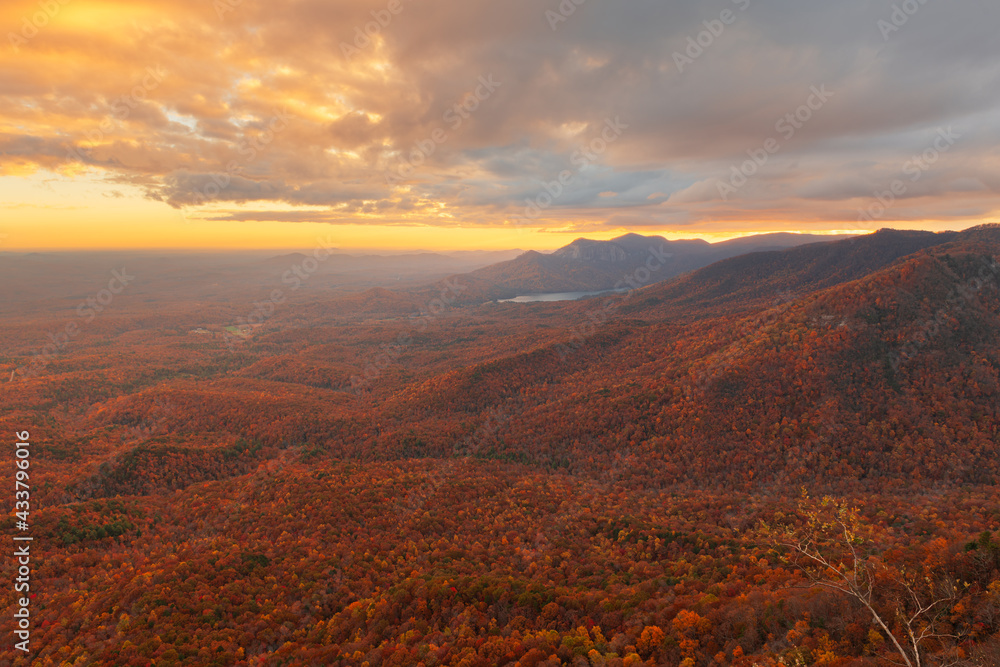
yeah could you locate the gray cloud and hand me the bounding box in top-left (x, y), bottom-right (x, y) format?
top-left (5, 0), bottom-right (1000, 231)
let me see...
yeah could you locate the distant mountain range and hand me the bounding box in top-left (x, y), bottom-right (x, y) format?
top-left (439, 232), bottom-right (854, 302)
top-left (358, 224), bottom-right (1000, 488)
top-left (620, 228), bottom-right (960, 320)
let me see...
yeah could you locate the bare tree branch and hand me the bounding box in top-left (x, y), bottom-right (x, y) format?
top-left (760, 494), bottom-right (970, 667)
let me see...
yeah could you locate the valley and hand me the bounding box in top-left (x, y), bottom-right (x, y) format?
top-left (3, 228), bottom-right (1000, 665)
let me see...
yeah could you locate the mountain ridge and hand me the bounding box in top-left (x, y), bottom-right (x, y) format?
top-left (349, 227), bottom-right (1000, 490)
top-left (423, 231), bottom-right (856, 302)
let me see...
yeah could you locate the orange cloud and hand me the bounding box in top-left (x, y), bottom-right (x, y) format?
top-left (2, 0), bottom-right (999, 248)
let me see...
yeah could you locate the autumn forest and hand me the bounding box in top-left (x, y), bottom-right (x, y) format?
top-left (1, 227), bottom-right (999, 666)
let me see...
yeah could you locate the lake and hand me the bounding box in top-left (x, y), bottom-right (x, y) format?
top-left (499, 289), bottom-right (623, 303)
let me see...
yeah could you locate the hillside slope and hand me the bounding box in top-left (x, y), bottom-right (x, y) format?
top-left (357, 227), bottom-right (1000, 490)
top-left (620, 228), bottom-right (959, 320)
top-left (438, 232), bottom-right (853, 302)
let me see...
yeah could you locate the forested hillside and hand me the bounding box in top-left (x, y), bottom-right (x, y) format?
top-left (2, 228), bottom-right (1000, 666)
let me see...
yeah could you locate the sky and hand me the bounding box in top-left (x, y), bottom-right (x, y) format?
top-left (1, 0), bottom-right (999, 251)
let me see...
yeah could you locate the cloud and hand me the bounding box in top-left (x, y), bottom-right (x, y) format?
top-left (2, 0), bottom-right (1000, 233)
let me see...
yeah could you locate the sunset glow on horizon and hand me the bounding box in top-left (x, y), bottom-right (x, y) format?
top-left (2, 0), bottom-right (999, 251)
